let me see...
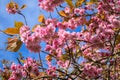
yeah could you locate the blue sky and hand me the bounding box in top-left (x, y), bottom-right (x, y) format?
top-left (0, 0), bottom-right (83, 68)
top-left (0, 0), bottom-right (66, 68)
top-left (0, 0), bottom-right (48, 67)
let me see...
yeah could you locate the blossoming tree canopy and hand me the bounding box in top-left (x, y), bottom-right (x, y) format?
top-left (1, 0), bottom-right (120, 79)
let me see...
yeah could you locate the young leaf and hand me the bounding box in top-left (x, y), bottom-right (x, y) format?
top-left (75, 0), bottom-right (85, 7)
top-left (59, 10), bottom-right (67, 17)
top-left (6, 37), bottom-right (22, 52)
top-left (21, 4), bottom-right (27, 9)
top-left (46, 55), bottom-right (52, 61)
top-left (7, 1), bottom-right (19, 9)
top-left (38, 15), bottom-right (45, 23)
top-left (59, 53), bottom-right (70, 61)
top-left (116, 35), bottom-right (120, 44)
top-left (1, 59), bottom-right (9, 65)
top-left (14, 21), bottom-right (23, 29)
top-left (4, 28), bottom-right (19, 35)
top-left (3, 21), bottom-right (23, 35)
top-left (86, 0), bottom-right (98, 5)
top-left (97, 12), bottom-right (105, 20)
top-left (32, 24), bottom-right (39, 32)
top-left (20, 60), bottom-right (25, 63)
top-left (65, 0), bottom-right (74, 8)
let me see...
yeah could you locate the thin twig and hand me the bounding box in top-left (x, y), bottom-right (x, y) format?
top-left (38, 52), bottom-right (44, 71)
top-left (17, 11), bottom-right (28, 25)
top-left (16, 57), bottom-right (22, 65)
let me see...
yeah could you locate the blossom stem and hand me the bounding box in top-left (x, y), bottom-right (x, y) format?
top-left (17, 11), bottom-right (28, 25)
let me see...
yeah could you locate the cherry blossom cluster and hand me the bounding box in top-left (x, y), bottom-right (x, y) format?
top-left (23, 57), bottom-right (39, 76)
top-left (20, 26), bottom-right (41, 53)
top-left (38, 0), bottom-right (64, 12)
top-left (6, 2), bottom-right (18, 14)
top-left (46, 62), bottom-right (57, 77)
top-left (34, 19), bottom-right (56, 42)
top-left (57, 17), bottom-right (85, 30)
top-left (9, 58), bottom-right (39, 80)
top-left (82, 63), bottom-right (103, 78)
top-left (98, 0), bottom-right (120, 14)
top-left (57, 60), bottom-right (69, 68)
top-left (57, 7), bottom-right (87, 30)
top-left (9, 63), bottom-right (22, 80)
